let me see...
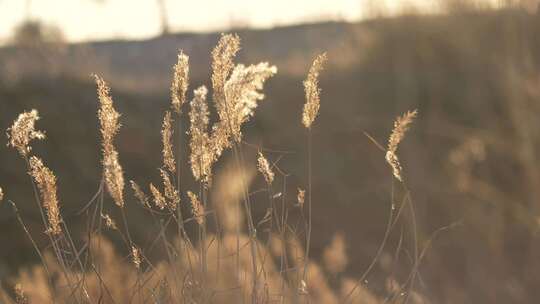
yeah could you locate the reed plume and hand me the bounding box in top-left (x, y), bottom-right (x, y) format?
top-left (28, 156), bottom-right (62, 235)
top-left (209, 33), bottom-right (239, 155)
top-left (161, 111), bottom-right (176, 173)
top-left (297, 188), bottom-right (305, 207)
top-left (257, 151), bottom-right (274, 185)
top-left (301, 55), bottom-right (326, 279)
top-left (211, 33), bottom-right (241, 111)
top-left (188, 191), bottom-right (205, 226)
top-left (131, 246), bottom-right (142, 269)
top-left (188, 86), bottom-right (213, 184)
top-left (103, 151), bottom-right (125, 208)
top-left (302, 53), bottom-right (327, 129)
top-left (187, 33), bottom-right (277, 189)
top-left (7, 109), bottom-right (45, 156)
top-left (14, 283), bottom-right (27, 304)
top-left (95, 75), bottom-right (125, 207)
top-left (385, 110), bottom-right (418, 181)
top-left (171, 50), bottom-right (190, 114)
top-left (101, 213), bottom-right (118, 230)
top-left (159, 169), bottom-right (180, 210)
top-left (130, 180), bottom-right (150, 208)
top-left (216, 62), bottom-right (277, 144)
top-left (149, 183), bottom-right (167, 210)
top-left (0, 186), bottom-right (3, 202)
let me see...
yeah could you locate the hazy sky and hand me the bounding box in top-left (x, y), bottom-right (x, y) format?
top-left (0, 0), bottom-right (505, 44)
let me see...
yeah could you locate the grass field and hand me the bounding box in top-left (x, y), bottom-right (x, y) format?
top-left (2, 6), bottom-right (540, 304)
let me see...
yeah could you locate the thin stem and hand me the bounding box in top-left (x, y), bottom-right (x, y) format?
top-left (9, 200), bottom-right (56, 302)
top-left (23, 156), bottom-right (80, 303)
top-left (343, 177), bottom-right (397, 303)
top-left (233, 144), bottom-right (259, 303)
top-left (302, 128), bottom-right (313, 284)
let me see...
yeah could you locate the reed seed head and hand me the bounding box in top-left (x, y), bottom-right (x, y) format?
top-left (257, 151), bottom-right (274, 185)
top-left (302, 53), bottom-right (327, 129)
top-left (297, 188), bottom-right (305, 207)
top-left (188, 191), bottom-right (205, 226)
top-left (171, 50), bottom-right (190, 114)
top-left (15, 283), bottom-right (27, 304)
top-left (101, 213), bottom-right (118, 230)
top-left (28, 156), bottom-right (62, 235)
top-left (189, 86), bottom-right (214, 184)
top-left (95, 75), bottom-right (125, 207)
top-left (161, 111), bottom-right (176, 173)
top-left (219, 62), bottom-right (277, 143)
top-left (385, 110), bottom-right (418, 181)
top-left (149, 183), bottom-right (167, 210)
top-left (212, 33), bottom-right (241, 110)
top-left (103, 150), bottom-right (125, 208)
top-left (95, 75), bottom-right (121, 154)
top-left (299, 280), bottom-right (308, 295)
top-left (160, 169), bottom-right (180, 210)
top-left (130, 180), bottom-right (150, 208)
top-left (188, 34), bottom-right (277, 187)
top-left (131, 246), bottom-right (141, 269)
top-left (7, 109), bottom-right (45, 156)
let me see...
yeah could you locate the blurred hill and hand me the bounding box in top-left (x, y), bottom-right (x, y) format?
top-left (0, 21), bottom-right (365, 92)
top-left (3, 8), bottom-right (540, 303)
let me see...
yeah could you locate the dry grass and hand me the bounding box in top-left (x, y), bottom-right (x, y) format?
top-left (0, 33), bottom-right (423, 304)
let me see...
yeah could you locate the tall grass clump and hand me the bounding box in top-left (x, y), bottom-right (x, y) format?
top-left (0, 33), bottom-right (428, 304)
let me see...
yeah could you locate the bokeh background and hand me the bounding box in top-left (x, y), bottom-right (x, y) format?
top-left (2, 0), bottom-right (540, 303)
